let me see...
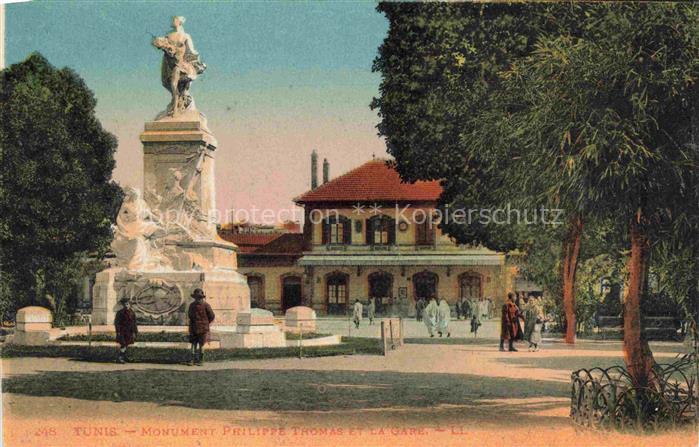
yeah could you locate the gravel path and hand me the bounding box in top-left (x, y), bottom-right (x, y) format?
top-left (2, 341), bottom-right (695, 447)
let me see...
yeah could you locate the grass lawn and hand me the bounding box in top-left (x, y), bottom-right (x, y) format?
top-left (0, 337), bottom-right (382, 364)
top-left (57, 331), bottom-right (189, 343)
top-left (284, 332), bottom-right (332, 340)
top-left (57, 331), bottom-right (334, 342)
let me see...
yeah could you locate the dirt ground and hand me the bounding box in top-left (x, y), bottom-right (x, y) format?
top-left (2, 340), bottom-right (697, 447)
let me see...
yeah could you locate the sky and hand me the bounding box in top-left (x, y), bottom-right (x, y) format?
top-left (5, 1), bottom-right (389, 223)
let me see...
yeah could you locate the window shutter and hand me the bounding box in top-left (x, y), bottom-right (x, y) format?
top-left (322, 219), bottom-right (329, 245)
top-left (366, 218), bottom-right (374, 245)
top-left (343, 218), bottom-right (352, 244)
top-left (388, 217), bottom-right (396, 245)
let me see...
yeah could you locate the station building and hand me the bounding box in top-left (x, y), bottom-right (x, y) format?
top-left (221, 155), bottom-right (518, 316)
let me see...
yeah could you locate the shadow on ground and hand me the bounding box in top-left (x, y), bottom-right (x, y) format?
top-left (3, 368), bottom-right (570, 426)
top-left (496, 355), bottom-right (626, 372)
top-left (404, 337), bottom-right (497, 345)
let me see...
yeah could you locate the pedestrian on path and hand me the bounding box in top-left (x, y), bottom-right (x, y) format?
top-left (526, 296), bottom-right (545, 351)
top-left (416, 298), bottom-right (426, 322)
top-left (352, 299), bottom-right (363, 329)
top-left (114, 297), bottom-right (138, 364)
top-left (514, 292), bottom-right (525, 341)
top-left (367, 297), bottom-right (376, 325)
top-left (500, 292), bottom-right (519, 352)
top-left (471, 298), bottom-right (483, 337)
top-left (188, 288), bottom-right (215, 366)
top-left (460, 297), bottom-right (471, 320)
top-left (437, 298), bottom-right (452, 338)
top-left (423, 297), bottom-right (438, 337)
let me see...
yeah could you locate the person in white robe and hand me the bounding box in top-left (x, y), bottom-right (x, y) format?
top-left (423, 297), bottom-right (438, 337)
top-left (437, 298), bottom-right (452, 337)
top-left (352, 299), bottom-right (363, 329)
top-left (471, 299), bottom-right (483, 337)
top-left (367, 297), bottom-right (376, 325)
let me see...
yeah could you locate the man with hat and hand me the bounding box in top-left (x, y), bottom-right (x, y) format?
top-left (114, 296), bottom-right (138, 364)
top-left (187, 288), bottom-right (215, 366)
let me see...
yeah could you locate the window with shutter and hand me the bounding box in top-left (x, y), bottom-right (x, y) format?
top-left (368, 215), bottom-right (395, 246)
top-left (324, 216), bottom-right (351, 245)
top-left (416, 220), bottom-right (434, 245)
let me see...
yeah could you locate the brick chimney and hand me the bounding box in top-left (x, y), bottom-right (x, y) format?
top-left (311, 150), bottom-right (318, 189)
top-left (322, 158), bottom-right (329, 184)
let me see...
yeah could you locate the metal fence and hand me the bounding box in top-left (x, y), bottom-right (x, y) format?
top-left (570, 352), bottom-right (697, 431)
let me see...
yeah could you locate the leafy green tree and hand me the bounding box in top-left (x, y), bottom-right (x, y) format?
top-left (502, 4), bottom-right (697, 386)
top-left (373, 2), bottom-right (697, 388)
top-left (0, 53), bottom-right (122, 316)
top-left (373, 2), bottom-right (593, 344)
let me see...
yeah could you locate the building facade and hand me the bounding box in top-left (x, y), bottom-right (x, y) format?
top-left (222, 158), bottom-right (517, 316)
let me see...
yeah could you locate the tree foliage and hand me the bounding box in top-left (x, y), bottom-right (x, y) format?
top-left (0, 53), bottom-right (122, 317)
top-left (373, 2), bottom-right (698, 385)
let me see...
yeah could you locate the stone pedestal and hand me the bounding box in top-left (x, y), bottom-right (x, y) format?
top-left (285, 306), bottom-right (317, 334)
top-left (91, 267), bottom-right (250, 326)
top-left (141, 113), bottom-right (218, 236)
top-left (218, 309), bottom-right (285, 349)
top-left (11, 306), bottom-right (53, 346)
top-left (92, 111), bottom-right (252, 327)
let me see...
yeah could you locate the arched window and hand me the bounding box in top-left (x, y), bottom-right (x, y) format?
top-left (367, 215), bottom-right (395, 246)
top-left (246, 275), bottom-right (265, 308)
top-left (326, 272), bottom-right (349, 315)
top-left (459, 273), bottom-right (482, 299)
top-left (322, 215), bottom-right (351, 245)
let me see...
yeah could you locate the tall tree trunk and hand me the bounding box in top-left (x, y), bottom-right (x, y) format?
top-left (561, 215), bottom-right (583, 344)
top-left (623, 218), bottom-right (656, 388)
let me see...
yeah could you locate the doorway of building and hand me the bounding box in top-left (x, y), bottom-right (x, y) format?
top-left (326, 272), bottom-right (349, 315)
top-left (413, 271), bottom-right (438, 302)
top-left (282, 276), bottom-right (302, 311)
top-left (368, 271), bottom-right (393, 314)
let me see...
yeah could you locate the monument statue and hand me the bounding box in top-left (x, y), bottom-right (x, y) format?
top-left (111, 187), bottom-right (170, 271)
top-left (92, 16), bottom-right (251, 327)
top-left (152, 16), bottom-right (207, 118)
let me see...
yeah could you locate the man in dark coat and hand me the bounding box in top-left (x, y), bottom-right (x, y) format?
top-left (499, 292), bottom-right (520, 352)
top-left (114, 297), bottom-right (138, 364)
top-left (188, 288), bottom-right (215, 366)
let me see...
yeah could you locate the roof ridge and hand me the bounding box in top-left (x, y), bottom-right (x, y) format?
top-left (293, 159), bottom-right (390, 203)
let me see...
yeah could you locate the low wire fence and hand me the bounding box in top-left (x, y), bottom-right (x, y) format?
top-left (570, 352), bottom-right (697, 431)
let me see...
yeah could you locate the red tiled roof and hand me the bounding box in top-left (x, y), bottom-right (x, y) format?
top-left (294, 159), bottom-right (442, 203)
top-left (220, 233), bottom-right (283, 253)
top-left (252, 233), bottom-right (305, 255)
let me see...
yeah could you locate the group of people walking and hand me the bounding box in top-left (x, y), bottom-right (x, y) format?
top-left (454, 297), bottom-right (494, 321)
top-left (413, 292), bottom-right (545, 348)
top-left (415, 296), bottom-right (493, 338)
top-left (114, 288), bottom-right (215, 365)
top-left (114, 289), bottom-right (546, 361)
top-left (500, 292), bottom-right (545, 352)
top-left (352, 297), bottom-right (377, 328)
top-left (419, 297), bottom-right (452, 337)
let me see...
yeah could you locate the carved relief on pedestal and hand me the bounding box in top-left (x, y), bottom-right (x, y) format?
top-left (132, 281), bottom-right (182, 317)
top-left (114, 272), bottom-right (187, 324)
